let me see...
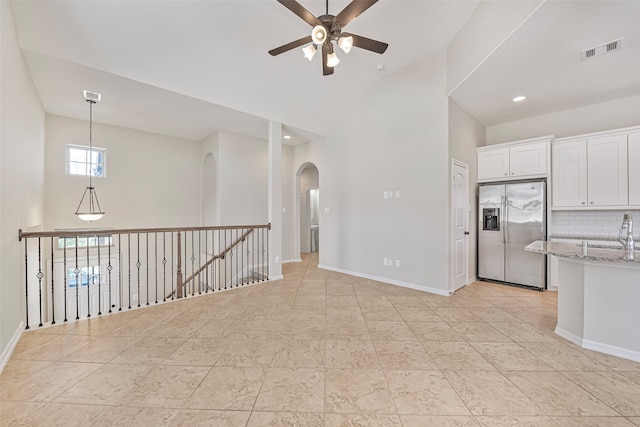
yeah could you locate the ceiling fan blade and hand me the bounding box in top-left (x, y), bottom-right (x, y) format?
top-left (277, 0), bottom-right (322, 27)
top-left (335, 0), bottom-right (378, 27)
top-left (350, 33), bottom-right (388, 54)
top-left (322, 43), bottom-right (334, 76)
top-left (269, 35), bottom-right (313, 56)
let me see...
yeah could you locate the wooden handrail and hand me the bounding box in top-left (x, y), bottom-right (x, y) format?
top-left (181, 228), bottom-right (254, 288)
top-left (18, 223), bottom-right (270, 241)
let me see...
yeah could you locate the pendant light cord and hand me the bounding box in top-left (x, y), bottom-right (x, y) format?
top-left (88, 99), bottom-right (94, 189)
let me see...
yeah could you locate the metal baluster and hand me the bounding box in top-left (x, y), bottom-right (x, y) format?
top-left (97, 234), bottom-right (102, 316)
top-left (267, 226), bottom-right (270, 280)
top-left (63, 237), bottom-right (68, 322)
top-left (146, 233), bottom-right (149, 306)
top-left (252, 228), bottom-right (256, 284)
top-left (171, 232), bottom-right (175, 300)
top-left (224, 229), bottom-right (227, 290)
top-left (24, 238), bottom-right (29, 330)
top-left (75, 237), bottom-right (80, 320)
top-left (86, 238), bottom-right (91, 318)
top-left (204, 230), bottom-right (208, 293)
top-left (162, 233), bottom-right (167, 302)
top-left (235, 228), bottom-right (239, 287)
top-left (137, 233), bottom-right (141, 307)
top-left (119, 234), bottom-right (123, 311)
top-left (218, 229), bottom-right (221, 291)
top-left (262, 227), bottom-right (266, 281)
top-left (36, 238), bottom-right (44, 327)
top-left (191, 230), bottom-right (195, 297)
top-left (155, 233), bottom-right (158, 304)
top-left (51, 238), bottom-right (56, 324)
top-left (108, 239), bottom-right (113, 313)
top-left (241, 228), bottom-right (244, 286)
top-left (230, 229), bottom-right (235, 288)
top-left (198, 230), bottom-right (202, 294)
top-left (128, 234), bottom-right (131, 309)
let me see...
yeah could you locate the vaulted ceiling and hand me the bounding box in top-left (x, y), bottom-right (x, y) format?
top-left (10, 0), bottom-right (640, 145)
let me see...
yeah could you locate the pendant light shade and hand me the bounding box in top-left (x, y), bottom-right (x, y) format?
top-left (302, 44), bottom-right (317, 61)
top-left (338, 35), bottom-right (353, 54)
top-left (327, 51), bottom-right (340, 67)
top-left (75, 93), bottom-right (105, 221)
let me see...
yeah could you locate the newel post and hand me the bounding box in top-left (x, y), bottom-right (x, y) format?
top-left (176, 231), bottom-right (183, 298)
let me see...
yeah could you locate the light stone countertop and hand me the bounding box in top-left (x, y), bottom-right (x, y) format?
top-left (526, 240), bottom-right (639, 264)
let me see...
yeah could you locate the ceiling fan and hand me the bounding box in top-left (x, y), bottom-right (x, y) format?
top-left (269, 0), bottom-right (389, 76)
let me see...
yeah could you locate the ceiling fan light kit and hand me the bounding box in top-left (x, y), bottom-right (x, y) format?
top-left (269, 0), bottom-right (388, 76)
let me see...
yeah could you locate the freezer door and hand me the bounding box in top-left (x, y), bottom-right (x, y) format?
top-left (478, 184), bottom-right (505, 282)
top-left (505, 181), bottom-right (546, 288)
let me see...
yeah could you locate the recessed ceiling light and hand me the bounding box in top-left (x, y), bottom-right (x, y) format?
top-left (283, 135), bottom-right (292, 139)
top-left (512, 95), bottom-right (527, 102)
top-left (376, 64), bottom-right (385, 71)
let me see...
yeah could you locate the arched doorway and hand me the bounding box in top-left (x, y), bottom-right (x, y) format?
top-left (296, 163), bottom-right (319, 257)
top-left (201, 153), bottom-right (217, 225)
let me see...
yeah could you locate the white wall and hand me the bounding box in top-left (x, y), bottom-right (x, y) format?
top-left (487, 95), bottom-right (640, 144)
top-left (293, 52), bottom-right (451, 294)
top-left (449, 99), bottom-right (486, 282)
top-left (1, 0), bottom-right (46, 362)
top-left (216, 131), bottom-right (268, 226)
top-left (44, 115), bottom-right (201, 230)
top-left (447, 0), bottom-right (543, 93)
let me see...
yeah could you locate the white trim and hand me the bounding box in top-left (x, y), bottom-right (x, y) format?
top-left (282, 258), bottom-right (302, 264)
top-left (318, 264), bottom-right (450, 296)
top-left (268, 274), bottom-right (284, 281)
top-left (554, 326), bottom-right (584, 347)
top-left (582, 338), bottom-right (640, 363)
top-left (451, 159), bottom-right (470, 293)
top-left (467, 275), bottom-right (477, 285)
top-left (0, 321), bottom-right (24, 373)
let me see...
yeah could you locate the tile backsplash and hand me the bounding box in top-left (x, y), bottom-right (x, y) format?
top-left (551, 210), bottom-right (640, 237)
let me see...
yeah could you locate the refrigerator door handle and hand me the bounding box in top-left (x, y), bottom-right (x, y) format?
top-left (504, 195), bottom-right (509, 244)
top-left (500, 195), bottom-right (505, 244)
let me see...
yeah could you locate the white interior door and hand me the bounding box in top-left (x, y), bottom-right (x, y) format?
top-left (452, 160), bottom-right (469, 292)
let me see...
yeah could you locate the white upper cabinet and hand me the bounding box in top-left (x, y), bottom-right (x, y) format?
top-left (587, 134), bottom-right (628, 206)
top-left (477, 137), bottom-right (550, 182)
top-left (477, 148), bottom-right (509, 180)
top-left (629, 131), bottom-right (640, 206)
top-left (552, 139), bottom-right (588, 207)
top-left (551, 126), bottom-right (640, 209)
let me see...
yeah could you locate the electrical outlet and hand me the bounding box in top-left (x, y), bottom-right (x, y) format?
top-left (395, 190), bottom-right (400, 198)
top-left (384, 191), bottom-right (388, 199)
top-left (388, 190), bottom-right (394, 198)
top-left (275, 256), bottom-right (280, 264)
top-left (395, 260), bottom-right (400, 268)
top-left (383, 258), bottom-right (388, 266)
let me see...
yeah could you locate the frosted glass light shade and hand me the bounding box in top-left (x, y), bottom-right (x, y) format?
top-left (311, 25), bottom-right (327, 44)
top-left (77, 213), bottom-right (104, 221)
top-left (302, 44), bottom-right (317, 61)
top-left (327, 51), bottom-right (340, 67)
top-left (338, 35), bottom-right (353, 54)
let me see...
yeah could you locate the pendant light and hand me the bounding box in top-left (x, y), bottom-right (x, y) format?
top-left (75, 91), bottom-right (105, 221)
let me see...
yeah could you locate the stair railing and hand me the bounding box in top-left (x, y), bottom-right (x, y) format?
top-left (18, 224), bottom-right (270, 330)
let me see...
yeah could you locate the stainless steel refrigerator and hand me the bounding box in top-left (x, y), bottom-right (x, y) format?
top-left (478, 180), bottom-right (546, 289)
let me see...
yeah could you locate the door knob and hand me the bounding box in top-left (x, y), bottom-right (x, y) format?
top-left (464, 231), bottom-right (470, 235)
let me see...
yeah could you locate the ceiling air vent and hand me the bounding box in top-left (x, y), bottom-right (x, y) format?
top-left (83, 90), bottom-right (101, 102)
top-left (581, 38), bottom-right (623, 60)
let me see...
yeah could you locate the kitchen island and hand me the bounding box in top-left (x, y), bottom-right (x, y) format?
top-left (526, 240), bottom-right (640, 362)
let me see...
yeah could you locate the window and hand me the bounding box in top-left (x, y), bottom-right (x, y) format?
top-left (57, 235), bottom-right (113, 250)
top-left (66, 144), bottom-right (106, 177)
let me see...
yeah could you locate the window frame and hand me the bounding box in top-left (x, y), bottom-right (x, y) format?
top-left (65, 143), bottom-right (107, 178)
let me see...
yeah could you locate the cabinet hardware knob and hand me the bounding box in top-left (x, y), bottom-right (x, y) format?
top-left (590, 201), bottom-right (594, 204)
top-left (582, 202), bottom-right (585, 204)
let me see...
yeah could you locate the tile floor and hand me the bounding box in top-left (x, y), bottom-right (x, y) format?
top-left (1, 253), bottom-right (640, 426)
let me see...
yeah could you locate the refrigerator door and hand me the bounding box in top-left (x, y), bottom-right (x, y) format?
top-left (505, 181), bottom-right (546, 288)
top-left (478, 184), bottom-right (505, 282)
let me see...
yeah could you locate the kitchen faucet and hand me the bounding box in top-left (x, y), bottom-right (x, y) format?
top-left (618, 211), bottom-right (635, 261)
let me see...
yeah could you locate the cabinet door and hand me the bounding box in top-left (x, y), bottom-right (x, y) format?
top-left (587, 134), bottom-right (628, 206)
top-left (477, 148), bottom-right (509, 181)
top-left (629, 132), bottom-right (640, 206)
top-left (552, 140), bottom-right (587, 207)
top-left (509, 141), bottom-right (548, 177)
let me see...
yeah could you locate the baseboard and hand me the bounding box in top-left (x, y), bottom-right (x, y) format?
top-left (467, 275), bottom-right (477, 285)
top-left (318, 264), bottom-right (450, 297)
top-left (282, 258), bottom-right (302, 264)
top-left (0, 321), bottom-right (24, 373)
top-left (268, 274), bottom-right (284, 281)
top-left (582, 339), bottom-right (640, 363)
top-left (554, 326), bottom-right (584, 347)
